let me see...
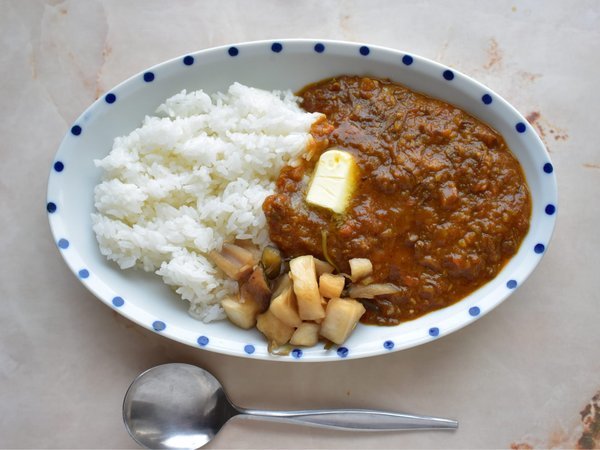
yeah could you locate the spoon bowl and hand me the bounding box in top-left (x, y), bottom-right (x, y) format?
top-left (123, 363), bottom-right (458, 449)
top-left (123, 364), bottom-right (236, 449)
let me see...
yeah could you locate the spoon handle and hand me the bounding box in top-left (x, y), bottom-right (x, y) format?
top-left (238, 408), bottom-right (458, 431)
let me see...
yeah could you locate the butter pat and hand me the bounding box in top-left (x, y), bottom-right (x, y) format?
top-left (306, 149), bottom-right (358, 214)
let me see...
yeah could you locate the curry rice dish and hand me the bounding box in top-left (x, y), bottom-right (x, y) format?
top-left (93, 76), bottom-right (531, 350)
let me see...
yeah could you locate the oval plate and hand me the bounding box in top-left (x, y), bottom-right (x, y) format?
top-left (47, 39), bottom-right (557, 361)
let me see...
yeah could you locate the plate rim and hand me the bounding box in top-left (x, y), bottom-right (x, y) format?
top-left (46, 38), bottom-right (558, 361)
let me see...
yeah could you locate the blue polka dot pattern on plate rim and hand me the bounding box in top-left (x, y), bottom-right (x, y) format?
top-left (291, 348), bottom-right (303, 359)
top-left (469, 306), bottom-right (480, 317)
top-left (271, 42), bottom-right (283, 53)
top-left (402, 55), bottom-right (413, 65)
top-left (359, 46), bottom-right (370, 56)
top-left (183, 55), bottom-right (194, 66)
top-left (197, 336), bottom-right (209, 346)
top-left (228, 47), bottom-right (239, 57)
top-left (104, 93), bottom-right (116, 104)
top-left (46, 202), bottom-right (57, 213)
top-left (314, 43), bottom-right (325, 53)
top-left (516, 122), bottom-right (527, 133)
top-left (71, 125), bottom-right (81, 136)
top-left (429, 327), bottom-right (440, 337)
top-left (383, 340), bottom-right (394, 350)
top-left (337, 347), bottom-right (349, 358)
top-left (482, 94), bottom-right (492, 104)
top-left (112, 296), bottom-right (124, 307)
top-left (57, 238), bottom-right (69, 249)
top-left (534, 243), bottom-right (545, 254)
top-left (443, 70), bottom-right (454, 80)
top-left (143, 72), bottom-right (155, 82)
top-left (506, 279), bottom-right (517, 289)
top-left (244, 344), bottom-right (255, 354)
top-left (53, 161), bottom-right (64, 172)
top-left (545, 204), bottom-right (556, 215)
top-left (78, 269), bottom-right (89, 279)
top-left (152, 320), bottom-right (166, 331)
top-left (543, 163), bottom-right (554, 174)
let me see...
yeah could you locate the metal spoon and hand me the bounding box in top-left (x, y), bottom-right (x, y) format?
top-left (123, 363), bottom-right (458, 449)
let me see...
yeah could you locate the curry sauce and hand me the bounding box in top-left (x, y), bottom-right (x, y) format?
top-left (263, 76), bottom-right (531, 325)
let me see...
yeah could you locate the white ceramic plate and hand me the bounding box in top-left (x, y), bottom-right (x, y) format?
top-left (47, 39), bottom-right (557, 361)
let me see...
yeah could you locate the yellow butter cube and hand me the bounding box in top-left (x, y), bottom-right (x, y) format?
top-left (306, 149), bottom-right (358, 214)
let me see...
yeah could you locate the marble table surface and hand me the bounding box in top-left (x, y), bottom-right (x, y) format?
top-left (1, 0), bottom-right (599, 448)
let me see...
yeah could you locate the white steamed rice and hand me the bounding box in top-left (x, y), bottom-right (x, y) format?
top-left (92, 82), bottom-right (322, 322)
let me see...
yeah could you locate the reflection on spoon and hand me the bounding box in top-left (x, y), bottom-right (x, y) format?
top-left (123, 363), bottom-right (458, 449)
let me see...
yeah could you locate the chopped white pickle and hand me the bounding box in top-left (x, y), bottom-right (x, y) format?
top-left (290, 255), bottom-right (326, 320)
top-left (349, 258), bottom-right (373, 282)
top-left (314, 258), bottom-right (335, 276)
top-left (319, 298), bottom-right (366, 345)
top-left (270, 284), bottom-right (302, 328)
top-left (221, 296), bottom-right (261, 329)
top-left (306, 149), bottom-right (359, 214)
top-left (290, 322), bottom-right (320, 347)
top-left (319, 273), bottom-right (345, 299)
top-left (256, 310), bottom-right (295, 346)
top-left (218, 240), bottom-right (376, 352)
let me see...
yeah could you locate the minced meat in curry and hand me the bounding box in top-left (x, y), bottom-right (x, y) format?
top-left (263, 76), bottom-right (531, 325)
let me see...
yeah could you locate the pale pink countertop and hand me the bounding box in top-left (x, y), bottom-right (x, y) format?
top-left (1, 1), bottom-right (599, 448)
